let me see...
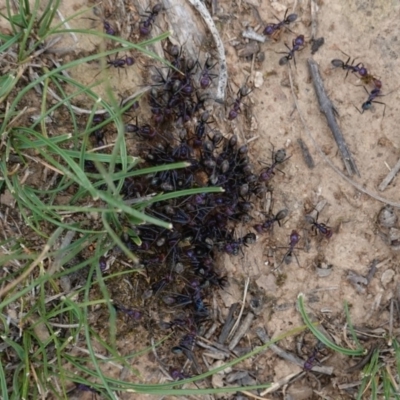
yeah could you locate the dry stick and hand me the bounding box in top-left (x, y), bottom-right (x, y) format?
top-left (256, 327), bottom-right (334, 375)
top-left (310, 0), bottom-right (318, 40)
top-left (307, 59), bottom-right (360, 177)
top-left (227, 276), bottom-right (250, 341)
top-left (186, 0), bottom-right (228, 103)
top-left (228, 312), bottom-right (254, 351)
top-left (242, 28), bottom-right (265, 43)
top-left (291, 61), bottom-right (400, 209)
top-left (218, 303), bottom-right (239, 343)
top-left (379, 157), bottom-right (400, 191)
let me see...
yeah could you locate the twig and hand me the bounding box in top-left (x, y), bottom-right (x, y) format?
top-left (261, 372), bottom-right (305, 396)
top-left (256, 327), bottom-right (334, 375)
top-left (56, 10), bottom-right (78, 43)
top-left (346, 345), bottom-right (377, 373)
top-left (310, 0), bottom-right (318, 40)
top-left (228, 312), bottom-right (254, 351)
top-left (218, 303), bottom-right (239, 343)
top-left (187, 0), bottom-right (228, 103)
top-left (297, 138), bottom-right (315, 169)
top-left (227, 276), bottom-right (250, 341)
top-left (307, 58), bottom-right (359, 176)
top-left (378, 157), bottom-right (400, 191)
top-left (242, 28), bottom-right (265, 43)
top-left (151, 338), bottom-right (171, 378)
top-left (288, 61), bottom-right (400, 208)
top-left (389, 299), bottom-right (394, 346)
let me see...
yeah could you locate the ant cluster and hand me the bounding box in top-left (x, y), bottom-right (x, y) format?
top-left (87, 43), bottom-right (291, 376)
top-left (331, 55), bottom-right (385, 115)
top-left (262, 9), bottom-right (305, 66)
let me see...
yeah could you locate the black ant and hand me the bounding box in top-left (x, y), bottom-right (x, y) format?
top-left (125, 116), bottom-right (157, 140)
top-left (278, 35), bottom-right (305, 66)
top-left (276, 230), bottom-right (301, 269)
top-left (199, 57), bottom-right (218, 89)
top-left (263, 8), bottom-right (298, 39)
top-left (103, 20), bottom-right (116, 36)
top-left (305, 212), bottom-right (332, 239)
top-left (228, 85), bottom-right (252, 120)
top-left (331, 57), bottom-right (368, 79)
top-left (332, 56), bottom-right (382, 89)
top-left (106, 54), bottom-right (135, 70)
top-left (258, 148), bottom-right (289, 182)
top-left (356, 86), bottom-right (386, 116)
top-left (304, 342), bottom-right (325, 371)
top-left (254, 209), bottom-right (288, 234)
top-left (139, 3), bottom-right (162, 36)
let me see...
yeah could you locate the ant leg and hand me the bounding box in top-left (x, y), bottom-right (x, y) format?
top-left (292, 251), bottom-right (301, 267)
top-left (372, 101), bottom-right (386, 116)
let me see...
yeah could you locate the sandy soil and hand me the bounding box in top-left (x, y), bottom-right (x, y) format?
top-left (3, 0), bottom-right (400, 398)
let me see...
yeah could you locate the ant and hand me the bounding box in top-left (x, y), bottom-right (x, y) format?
top-left (91, 129), bottom-right (105, 147)
top-left (190, 280), bottom-right (209, 317)
top-left (276, 230), bottom-right (301, 269)
top-left (263, 8), bottom-right (298, 39)
top-left (99, 255), bottom-right (107, 272)
top-left (199, 57), bottom-right (218, 89)
top-left (305, 212), bottom-right (332, 239)
top-left (172, 330), bottom-right (200, 370)
top-left (73, 383), bottom-right (101, 399)
top-left (139, 3), bottom-right (162, 36)
top-left (278, 35), bottom-right (305, 66)
top-left (169, 367), bottom-right (191, 381)
top-left (258, 148), bottom-right (289, 182)
top-left (113, 304), bottom-right (142, 321)
top-left (228, 85), bottom-right (252, 120)
top-left (356, 86), bottom-right (386, 116)
top-left (193, 111), bottom-right (211, 147)
top-left (106, 54), bottom-right (135, 70)
top-left (254, 209), bottom-right (288, 234)
top-left (332, 57), bottom-right (382, 89)
top-left (125, 116), bottom-right (157, 139)
top-left (86, 8), bottom-right (116, 36)
top-left (331, 57), bottom-right (368, 79)
top-left (103, 20), bottom-right (116, 36)
top-left (304, 342), bottom-right (325, 371)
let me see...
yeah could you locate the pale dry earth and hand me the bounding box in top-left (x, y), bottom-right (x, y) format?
top-left (2, 0), bottom-right (400, 399)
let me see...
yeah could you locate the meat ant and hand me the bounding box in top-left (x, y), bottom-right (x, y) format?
top-left (305, 212), bottom-right (332, 239)
top-left (278, 35), bottom-right (305, 66)
top-left (263, 8), bottom-right (298, 40)
top-left (139, 3), bottom-right (162, 36)
top-left (228, 85), bottom-right (252, 120)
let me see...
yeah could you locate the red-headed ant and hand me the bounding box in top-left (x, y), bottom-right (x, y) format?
top-left (332, 56), bottom-right (382, 89)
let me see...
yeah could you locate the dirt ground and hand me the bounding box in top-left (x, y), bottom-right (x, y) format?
top-left (3, 0), bottom-right (400, 398)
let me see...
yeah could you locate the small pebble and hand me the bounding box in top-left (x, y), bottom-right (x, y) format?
top-left (381, 269), bottom-right (395, 288)
top-left (378, 205), bottom-right (397, 228)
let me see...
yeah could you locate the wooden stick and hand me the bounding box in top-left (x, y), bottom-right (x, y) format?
top-left (378, 157), bottom-right (400, 191)
top-left (307, 58), bottom-right (360, 177)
